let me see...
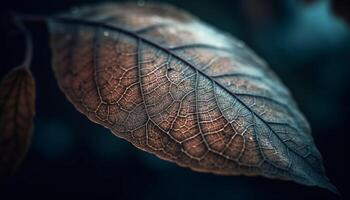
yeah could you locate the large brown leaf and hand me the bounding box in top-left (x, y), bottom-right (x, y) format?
top-left (48, 2), bottom-right (337, 193)
top-left (0, 67), bottom-right (35, 176)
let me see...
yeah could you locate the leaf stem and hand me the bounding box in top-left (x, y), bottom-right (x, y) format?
top-left (12, 14), bottom-right (34, 69)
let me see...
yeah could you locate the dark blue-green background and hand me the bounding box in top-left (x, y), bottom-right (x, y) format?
top-left (1, 0), bottom-right (349, 199)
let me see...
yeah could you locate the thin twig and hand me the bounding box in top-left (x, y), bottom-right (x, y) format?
top-left (12, 14), bottom-right (33, 69)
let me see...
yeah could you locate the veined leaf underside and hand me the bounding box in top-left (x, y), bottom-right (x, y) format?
top-left (48, 2), bottom-right (337, 193)
top-left (0, 67), bottom-right (35, 176)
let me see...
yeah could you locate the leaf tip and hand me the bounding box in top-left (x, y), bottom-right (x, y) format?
top-left (319, 179), bottom-right (340, 196)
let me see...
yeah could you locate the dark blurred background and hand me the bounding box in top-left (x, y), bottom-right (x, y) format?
top-left (1, 0), bottom-right (349, 199)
